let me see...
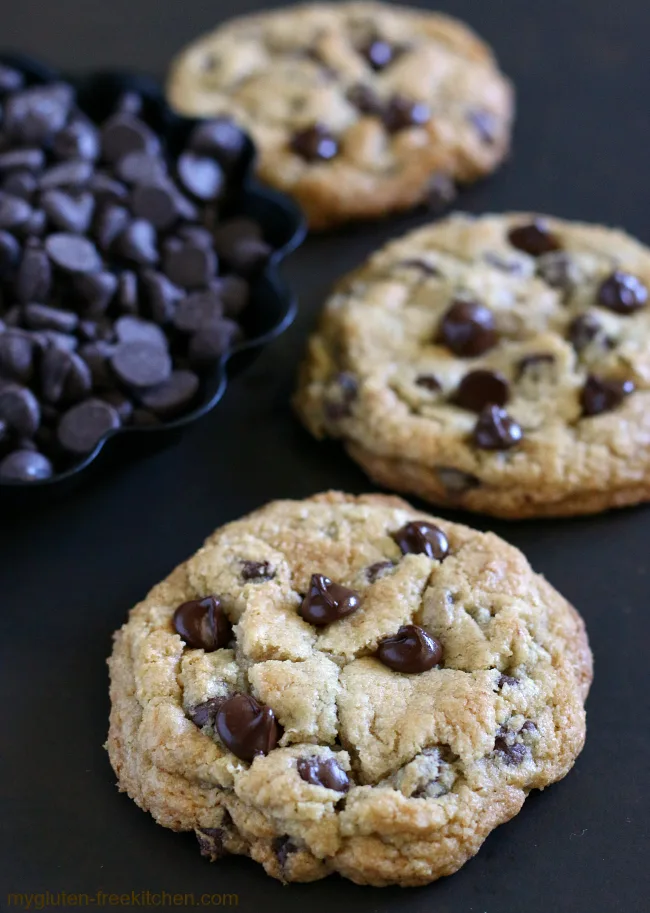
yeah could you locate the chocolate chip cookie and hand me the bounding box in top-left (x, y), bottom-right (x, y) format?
top-left (107, 492), bottom-right (591, 886)
top-left (167, 3), bottom-right (514, 228)
top-left (295, 213), bottom-right (650, 518)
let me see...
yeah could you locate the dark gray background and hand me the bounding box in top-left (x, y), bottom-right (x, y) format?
top-left (1, 2), bottom-right (649, 911)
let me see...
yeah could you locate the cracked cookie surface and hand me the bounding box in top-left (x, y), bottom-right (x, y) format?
top-left (295, 212), bottom-right (650, 518)
top-left (107, 492), bottom-right (591, 886)
top-left (167, 3), bottom-right (513, 228)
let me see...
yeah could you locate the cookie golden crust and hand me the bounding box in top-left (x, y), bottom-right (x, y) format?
top-left (107, 492), bottom-right (591, 886)
top-left (295, 212), bottom-right (650, 518)
top-left (167, 3), bottom-right (514, 228)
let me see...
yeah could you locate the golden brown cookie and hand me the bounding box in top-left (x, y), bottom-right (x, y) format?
top-left (107, 492), bottom-right (591, 886)
top-left (295, 213), bottom-right (650, 518)
top-left (167, 3), bottom-right (514, 228)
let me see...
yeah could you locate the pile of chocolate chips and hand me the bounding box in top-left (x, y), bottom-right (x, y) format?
top-left (0, 64), bottom-right (273, 482)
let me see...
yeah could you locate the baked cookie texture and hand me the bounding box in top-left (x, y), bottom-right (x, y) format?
top-left (107, 492), bottom-right (591, 886)
top-left (167, 3), bottom-right (514, 228)
top-left (295, 212), bottom-right (650, 518)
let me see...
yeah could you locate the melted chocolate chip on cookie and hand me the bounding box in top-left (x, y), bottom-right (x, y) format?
top-left (437, 300), bottom-right (497, 357)
top-left (173, 595), bottom-right (232, 651)
top-left (290, 124), bottom-right (339, 161)
top-left (508, 221), bottom-right (561, 256)
top-left (377, 624), bottom-right (443, 673)
top-left (297, 756), bottom-right (350, 791)
top-left (581, 374), bottom-right (635, 416)
top-left (473, 405), bottom-right (522, 450)
top-left (597, 270), bottom-right (648, 314)
top-left (215, 693), bottom-right (282, 761)
top-left (299, 575), bottom-right (361, 626)
top-left (454, 369), bottom-right (509, 412)
top-left (391, 521), bottom-right (449, 560)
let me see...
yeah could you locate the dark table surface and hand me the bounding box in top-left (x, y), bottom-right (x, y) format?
top-left (1, 2), bottom-right (649, 911)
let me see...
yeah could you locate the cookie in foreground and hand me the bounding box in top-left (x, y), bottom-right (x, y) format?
top-left (167, 2), bottom-right (513, 228)
top-left (107, 492), bottom-right (591, 886)
top-left (295, 212), bottom-right (650, 518)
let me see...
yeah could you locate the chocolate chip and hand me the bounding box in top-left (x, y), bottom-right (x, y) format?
top-left (196, 827), bottom-right (226, 861)
top-left (4, 83), bottom-right (73, 144)
top-left (0, 192), bottom-right (32, 229)
top-left (215, 693), bottom-right (282, 761)
top-left (173, 290), bottom-right (223, 333)
top-left (0, 330), bottom-right (35, 382)
top-left (520, 720), bottom-right (537, 735)
top-left (241, 560), bottom-right (275, 582)
top-left (79, 341), bottom-right (115, 390)
top-left (508, 221), bottom-right (561, 256)
top-left (383, 95), bottom-right (430, 133)
top-left (130, 182), bottom-right (178, 231)
top-left (116, 92), bottom-right (143, 115)
top-left (346, 84), bottom-right (384, 116)
top-left (536, 251), bottom-right (578, 290)
top-left (290, 124), bottom-right (338, 161)
top-left (173, 595), bottom-right (232, 651)
top-left (111, 340), bottom-right (171, 388)
top-left (100, 390), bottom-right (133, 423)
top-left (0, 229), bottom-right (20, 274)
top-left (41, 348), bottom-right (91, 404)
top-left (213, 218), bottom-right (271, 277)
top-left (272, 836), bottom-right (296, 870)
top-left (0, 384), bottom-right (40, 436)
top-left (568, 313), bottom-right (602, 352)
top-left (188, 697), bottom-right (226, 728)
top-left (360, 38), bottom-right (398, 70)
top-left (45, 232), bottom-right (101, 273)
top-left (53, 119), bottom-right (99, 161)
top-left (0, 147), bottom-right (45, 172)
top-left (0, 448), bottom-right (52, 481)
top-left (116, 219), bottom-right (158, 266)
top-left (299, 574), bottom-right (361, 626)
top-left (494, 737), bottom-right (527, 765)
top-left (437, 300), bottom-right (497, 357)
top-left (74, 270), bottom-right (118, 315)
top-left (115, 150), bottom-right (167, 185)
top-left (581, 374), bottom-right (634, 417)
top-left (366, 560), bottom-right (395, 583)
top-left (115, 316), bottom-right (166, 348)
top-left (140, 270), bottom-right (183, 323)
top-left (297, 757), bottom-right (349, 791)
top-left (468, 109), bottom-right (498, 144)
top-left (177, 152), bottom-right (224, 202)
top-left (100, 114), bottom-right (159, 164)
top-left (376, 624), bottom-right (443, 673)
top-left (23, 303), bottom-right (78, 334)
top-left (138, 370), bottom-right (199, 419)
top-left (14, 244), bottom-right (52, 301)
top-left (93, 203), bottom-right (130, 251)
top-left (164, 241), bottom-right (217, 288)
top-left (57, 398), bottom-right (120, 454)
top-left (516, 353), bottom-right (555, 379)
top-left (597, 270), bottom-right (648, 314)
top-left (454, 369), bottom-right (509, 412)
top-left (41, 189), bottom-right (95, 233)
top-left (473, 405), bottom-right (523, 450)
top-left (40, 159), bottom-right (93, 190)
top-left (415, 373), bottom-right (441, 391)
top-left (117, 270), bottom-right (138, 314)
top-left (188, 319), bottom-right (241, 366)
top-left (90, 172), bottom-right (128, 204)
top-left (391, 521), bottom-right (449, 560)
top-left (435, 466), bottom-right (481, 493)
top-left (188, 118), bottom-right (246, 169)
top-left (498, 674), bottom-right (519, 689)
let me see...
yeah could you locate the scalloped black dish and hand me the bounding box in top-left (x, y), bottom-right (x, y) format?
top-left (0, 53), bottom-right (305, 503)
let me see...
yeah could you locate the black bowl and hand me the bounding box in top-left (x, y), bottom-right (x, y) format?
top-left (0, 53), bottom-right (306, 503)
